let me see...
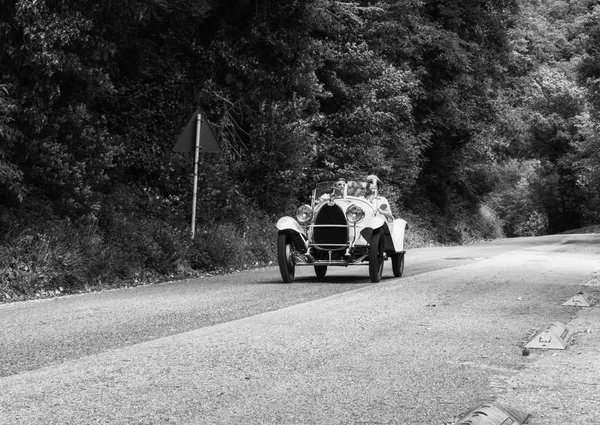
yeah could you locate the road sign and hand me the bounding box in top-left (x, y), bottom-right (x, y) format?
top-left (174, 109), bottom-right (222, 238)
top-left (173, 108), bottom-right (221, 153)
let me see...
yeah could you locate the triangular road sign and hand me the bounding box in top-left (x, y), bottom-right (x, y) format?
top-left (563, 291), bottom-right (596, 307)
top-left (525, 322), bottom-right (574, 350)
top-left (174, 108), bottom-right (221, 153)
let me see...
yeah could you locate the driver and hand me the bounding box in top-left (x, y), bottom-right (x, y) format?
top-left (365, 175), bottom-right (393, 222)
top-left (333, 178), bottom-right (346, 196)
top-left (319, 178), bottom-right (346, 201)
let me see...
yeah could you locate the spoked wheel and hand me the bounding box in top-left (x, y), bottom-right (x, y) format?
top-left (277, 232), bottom-right (296, 283)
top-left (314, 265), bottom-right (327, 279)
top-left (391, 252), bottom-right (405, 277)
top-left (369, 229), bottom-right (384, 283)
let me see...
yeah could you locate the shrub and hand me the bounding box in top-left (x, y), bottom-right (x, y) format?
top-left (0, 221), bottom-right (113, 299)
top-left (104, 213), bottom-right (190, 276)
top-left (514, 210), bottom-right (549, 237)
top-left (188, 211), bottom-right (277, 272)
top-left (472, 204), bottom-right (505, 241)
top-left (484, 160), bottom-right (551, 237)
top-left (189, 223), bottom-right (244, 271)
top-left (397, 210), bottom-right (438, 248)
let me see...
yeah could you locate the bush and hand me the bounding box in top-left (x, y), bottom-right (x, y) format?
top-left (0, 185), bottom-right (280, 302)
top-left (399, 194), bottom-right (505, 247)
top-left (514, 210), bottom-right (549, 237)
top-left (396, 210), bottom-right (438, 248)
top-left (106, 214), bottom-right (190, 276)
top-left (0, 221), bottom-right (113, 299)
top-left (484, 160), bottom-right (551, 237)
top-left (188, 211), bottom-right (277, 272)
top-left (189, 223), bottom-right (245, 271)
top-left (469, 204), bottom-right (505, 241)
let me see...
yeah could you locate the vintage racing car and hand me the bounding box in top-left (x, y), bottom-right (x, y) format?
top-left (276, 179), bottom-right (408, 283)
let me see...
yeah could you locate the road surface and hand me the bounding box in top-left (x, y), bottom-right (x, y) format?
top-left (1, 233), bottom-right (599, 424)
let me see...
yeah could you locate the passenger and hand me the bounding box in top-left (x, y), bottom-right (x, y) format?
top-left (365, 174), bottom-right (393, 222)
top-left (346, 180), bottom-right (364, 197)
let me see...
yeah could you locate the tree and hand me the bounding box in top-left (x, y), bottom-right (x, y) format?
top-left (577, 4), bottom-right (600, 225)
top-left (0, 83), bottom-right (24, 204)
top-left (1, 0), bottom-right (119, 218)
top-left (409, 0), bottom-right (518, 215)
top-left (485, 0), bottom-right (597, 233)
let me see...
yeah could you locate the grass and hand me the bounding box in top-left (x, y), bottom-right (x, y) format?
top-left (0, 203), bottom-right (278, 302)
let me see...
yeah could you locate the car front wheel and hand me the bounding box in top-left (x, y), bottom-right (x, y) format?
top-left (277, 232), bottom-right (296, 283)
top-left (391, 252), bottom-right (404, 277)
top-left (369, 229), bottom-right (384, 282)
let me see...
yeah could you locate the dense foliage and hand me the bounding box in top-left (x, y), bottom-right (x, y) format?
top-left (1, 0), bottom-right (599, 299)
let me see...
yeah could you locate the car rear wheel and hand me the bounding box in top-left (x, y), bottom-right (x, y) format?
top-left (314, 265), bottom-right (327, 278)
top-left (369, 229), bottom-right (384, 283)
top-left (277, 232), bottom-right (295, 283)
top-left (391, 252), bottom-right (404, 277)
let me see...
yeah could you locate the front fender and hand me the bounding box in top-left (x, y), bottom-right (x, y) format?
top-left (389, 218), bottom-right (408, 253)
top-left (277, 216), bottom-right (304, 233)
top-left (276, 216), bottom-right (308, 251)
top-left (360, 216), bottom-right (386, 243)
top-left (360, 218), bottom-right (408, 252)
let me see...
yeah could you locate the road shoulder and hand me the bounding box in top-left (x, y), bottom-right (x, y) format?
top-left (497, 300), bottom-right (600, 423)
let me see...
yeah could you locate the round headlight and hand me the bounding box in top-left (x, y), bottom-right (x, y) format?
top-left (346, 205), bottom-right (365, 224)
top-left (296, 204), bottom-right (314, 224)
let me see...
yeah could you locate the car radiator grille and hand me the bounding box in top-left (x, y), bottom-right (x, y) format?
top-left (313, 204), bottom-right (348, 250)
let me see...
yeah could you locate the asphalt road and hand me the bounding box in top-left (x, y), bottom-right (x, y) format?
top-left (1, 233), bottom-right (600, 424)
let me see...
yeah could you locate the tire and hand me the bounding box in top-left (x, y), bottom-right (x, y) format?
top-left (314, 265), bottom-right (327, 278)
top-left (392, 252), bottom-right (404, 277)
top-left (369, 229), bottom-right (384, 283)
top-left (277, 232), bottom-right (295, 283)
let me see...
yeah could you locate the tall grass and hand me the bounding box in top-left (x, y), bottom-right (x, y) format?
top-left (0, 222), bottom-right (114, 299)
top-left (0, 209), bottom-right (277, 302)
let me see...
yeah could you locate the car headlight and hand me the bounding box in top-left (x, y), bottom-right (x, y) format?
top-left (296, 204), bottom-right (314, 224)
top-left (346, 205), bottom-right (364, 224)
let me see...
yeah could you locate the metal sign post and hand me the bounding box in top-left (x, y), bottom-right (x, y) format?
top-left (191, 113), bottom-right (202, 239)
top-left (174, 108), bottom-right (221, 239)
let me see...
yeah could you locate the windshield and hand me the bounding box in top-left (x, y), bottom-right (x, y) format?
top-left (346, 180), bottom-right (368, 197)
top-left (315, 181), bottom-right (345, 200)
top-left (314, 179), bottom-right (369, 200)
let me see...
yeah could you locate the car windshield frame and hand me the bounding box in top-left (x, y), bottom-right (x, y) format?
top-left (314, 179), bottom-right (371, 201)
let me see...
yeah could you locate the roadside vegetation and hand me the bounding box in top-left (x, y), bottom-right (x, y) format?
top-left (1, 0), bottom-right (600, 301)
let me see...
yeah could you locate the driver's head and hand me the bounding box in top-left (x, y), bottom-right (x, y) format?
top-left (334, 178), bottom-right (345, 189)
